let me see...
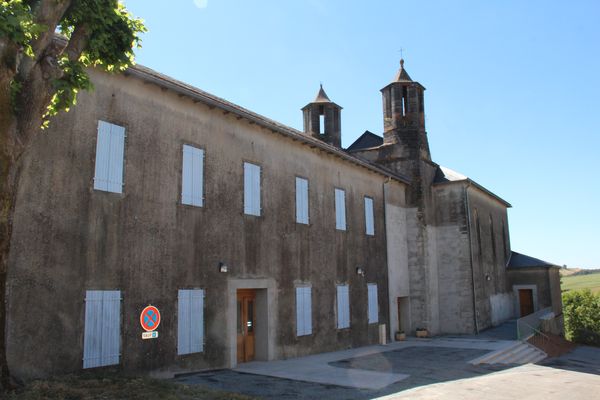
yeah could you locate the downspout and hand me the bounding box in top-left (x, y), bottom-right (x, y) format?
top-left (382, 176), bottom-right (391, 340)
top-left (464, 183), bottom-right (479, 334)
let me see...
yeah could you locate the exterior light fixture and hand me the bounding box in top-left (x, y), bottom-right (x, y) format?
top-left (219, 262), bottom-right (228, 273)
top-left (485, 274), bottom-right (491, 281)
top-left (356, 267), bottom-right (365, 276)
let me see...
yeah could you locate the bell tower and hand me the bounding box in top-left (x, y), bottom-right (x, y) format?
top-left (381, 59), bottom-right (430, 161)
top-left (302, 85), bottom-right (342, 148)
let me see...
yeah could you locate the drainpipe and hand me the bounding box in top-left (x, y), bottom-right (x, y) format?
top-left (464, 183), bottom-right (479, 334)
top-left (382, 176), bottom-right (391, 340)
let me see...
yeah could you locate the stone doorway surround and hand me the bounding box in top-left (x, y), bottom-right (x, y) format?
top-left (227, 278), bottom-right (277, 367)
top-left (512, 284), bottom-right (538, 317)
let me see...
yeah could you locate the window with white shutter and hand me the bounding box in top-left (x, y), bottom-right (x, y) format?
top-left (295, 177), bottom-right (309, 224)
top-left (244, 162), bottom-right (261, 216)
top-left (336, 284), bottom-right (350, 329)
top-left (181, 145), bottom-right (204, 207)
top-left (178, 289), bottom-right (205, 355)
top-left (368, 284), bottom-right (379, 324)
top-left (295, 286), bottom-right (312, 336)
top-left (364, 196), bottom-right (375, 236)
top-left (335, 188), bottom-right (346, 231)
top-left (83, 290), bottom-right (121, 369)
top-left (93, 121), bottom-right (125, 193)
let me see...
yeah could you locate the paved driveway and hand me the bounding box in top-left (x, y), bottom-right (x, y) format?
top-left (176, 338), bottom-right (600, 399)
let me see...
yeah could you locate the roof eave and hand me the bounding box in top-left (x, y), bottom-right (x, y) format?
top-left (433, 178), bottom-right (512, 208)
top-left (125, 65), bottom-right (408, 184)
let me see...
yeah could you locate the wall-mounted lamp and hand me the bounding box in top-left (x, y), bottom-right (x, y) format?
top-left (219, 262), bottom-right (228, 273)
top-left (485, 274), bottom-right (491, 281)
top-left (356, 267), bottom-right (365, 277)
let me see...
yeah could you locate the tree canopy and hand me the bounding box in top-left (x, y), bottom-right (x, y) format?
top-left (1, 0), bottom-right (145, 130)
top-left (0, 0), bottom-right (145, 388)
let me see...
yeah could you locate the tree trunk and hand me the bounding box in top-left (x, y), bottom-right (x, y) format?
top-left (0, 74), bottom-right (23, 391)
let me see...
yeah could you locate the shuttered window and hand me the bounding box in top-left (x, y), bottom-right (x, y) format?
top-left (83, 290), bottom-right (121, 369)
top-left (336, 284), bottom-right (350, 329)
top-left (178, 289), bottom-right (205, 355)
top-left (295, 177), bottom-right (309, 224)
top-left (93, 121), bottom-right (125, 193)
top-left (335, 188), bottom-right (346, 231)
top-left (181, 145), bottom-right (204, 207)
top-left (368, 284), bottom-right (379, 324)
top-left (364, 197), bottom-right (375, 236)
top-left (295, 286), bottom-right (312, 336)
top-left (244, 162), bottom-right (261, 216)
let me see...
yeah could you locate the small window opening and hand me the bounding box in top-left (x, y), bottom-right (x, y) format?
top-left (402, 86), bottom-right (409, 116)
top-left (319, 114), bottom-right (325, 135)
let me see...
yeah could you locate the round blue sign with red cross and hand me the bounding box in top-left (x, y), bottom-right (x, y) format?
top-left (140, 305), bottom-right (161, 332)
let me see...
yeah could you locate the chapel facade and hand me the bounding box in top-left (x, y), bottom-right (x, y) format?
top-left (5, 59), bottom-right (562, 379)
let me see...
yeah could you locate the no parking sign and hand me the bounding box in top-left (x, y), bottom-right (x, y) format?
top-left (140, 305), bottom-right (160, 339)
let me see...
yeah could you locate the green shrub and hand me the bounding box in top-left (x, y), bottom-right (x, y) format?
top-left (562, 289), bottom-right (600, 345)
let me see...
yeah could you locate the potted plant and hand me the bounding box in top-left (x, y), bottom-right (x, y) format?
top-left (415, 327), bottom-right (428, 338)
top-left (395, 331), bottom-right (406, 341)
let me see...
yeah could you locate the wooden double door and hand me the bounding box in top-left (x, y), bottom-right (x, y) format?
top-left (237, 289), bottom-right (256, 363)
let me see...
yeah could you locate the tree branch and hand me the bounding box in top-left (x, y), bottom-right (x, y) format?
top-left (18, 0), bottom-right (72, 79)
top-left (64, 24), bottom-right (88, 62)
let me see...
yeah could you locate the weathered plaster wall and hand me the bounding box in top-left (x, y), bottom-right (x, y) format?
top-left (431, 183), bottom-right (475, 334)
top-left (6, 69), bottom-right (402, 379)
top-left (466, 187), bottom-right (512, 331)
top-left (384, 181), bottom-right (409, 337)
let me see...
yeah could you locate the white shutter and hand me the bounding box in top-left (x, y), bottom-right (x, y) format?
top-left (93, 121), bottom-right (125, 194)
top-left (303, 287), bottom-right (312, 335)
top-left (244, 162), bottom-right (261, 216)
top-left (337, 285), bottom-right (350, 329)
top-left (93, 121), bottom-right (111, 191)
top-left (296, 287), bottom-right (304, 336)
top-left (107, 124), bottom-right (125, 193)
top-left (178, 289), bottom-right (205, 355)
top-left (190, 289), bottom-right (205, 353)
top-left (365, 197), bottom-right (374, 236)
top-left (296, 177), bottom-right (309, 224)
top-left (296, 287), bottom-right (312, 336)
top-left (368, 284), bottom-right (379, 324)
top-left (335, 188), bottom-right (346, 231)
top-left (178, 290), bottom-right (191, 355)
top-left (182, 145), bottom-right (204, 207)
top-left (83, 290), bottom-right (121, 369)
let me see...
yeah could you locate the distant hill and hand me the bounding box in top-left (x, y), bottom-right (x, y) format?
top-left (560, 268), bottom-right (600, 277)
top-left (561, 269), bottom-right (600, 293)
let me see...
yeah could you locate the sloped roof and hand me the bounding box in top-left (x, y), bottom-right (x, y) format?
top-left (433, 166), bottom-right (511, 207)
top-left (347, 131), bottom-right (384, 152)
top-left (434, 166), bottom-right (468, 182)
top-left (394, 59), bottom-right (413, 82)
top-left (126, 65), bottom-right (408, 184)
top-left (313, 84), bottom-right (332, 103)
top-left (507, 251), bottom-right (559, 269)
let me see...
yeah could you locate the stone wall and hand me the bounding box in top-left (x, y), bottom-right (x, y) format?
top-left (6, 68), bottom-right (403, 379)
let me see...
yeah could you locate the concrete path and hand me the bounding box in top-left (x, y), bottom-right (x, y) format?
top-left (375, 363), bottom-right (600, 400)
top-left (233, 337), bottom-right (517, 390)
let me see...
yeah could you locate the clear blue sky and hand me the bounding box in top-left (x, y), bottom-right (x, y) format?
top-left (124, 0), bottom-right (600, 268)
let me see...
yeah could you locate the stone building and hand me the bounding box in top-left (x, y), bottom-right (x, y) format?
top-left (5, 59), bottom-right (561, 380)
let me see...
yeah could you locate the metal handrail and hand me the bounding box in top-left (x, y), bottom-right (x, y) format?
top-left (517, 307), bottom-right (552, 340)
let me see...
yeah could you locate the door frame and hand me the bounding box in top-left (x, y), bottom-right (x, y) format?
top-left (512, 284), bottom-right (538, 317)
top-left (227, 278), bottom-right (277, 367)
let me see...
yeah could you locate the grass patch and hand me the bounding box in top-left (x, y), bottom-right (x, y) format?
top-left (562, 273), bottom-right (600, 293)
top-left (6, 371), bottom-right (255, 400)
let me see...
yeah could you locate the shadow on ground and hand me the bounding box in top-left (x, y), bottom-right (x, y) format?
top-left (176, 346), bottom-right (513, 400)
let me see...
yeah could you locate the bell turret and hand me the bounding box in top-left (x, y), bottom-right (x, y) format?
top-left (302, 85), bottom-right (342, 147)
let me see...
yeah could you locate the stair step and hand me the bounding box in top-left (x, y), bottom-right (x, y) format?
top-left (471, 341), bottom-right (547, 365)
